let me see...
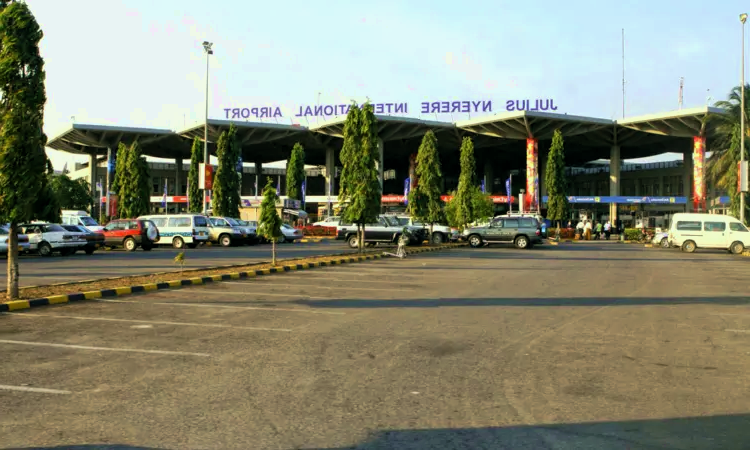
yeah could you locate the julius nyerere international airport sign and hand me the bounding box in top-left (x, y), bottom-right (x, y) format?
top-left (222, 98), bottom-right (558, 120)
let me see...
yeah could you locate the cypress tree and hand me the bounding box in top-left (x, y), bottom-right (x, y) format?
top-left (110, 142), bottom-right (129, 209)
top-left (286, 142), bottom-right (305, 201)
top-left (258, 177), bottom-right (282, 265)
top-left (408, 130), bottom-right (445, 241)
top-left (545, 129), bottom-right (570, 231)
top-left (188, 137), bottom-right (203, 213)
top-left (213, 125), bottom-right (240, 217)
top-left (34, 158), bottom-right (61, 223)
top-left (451, 137), bottom-right (477, 229)
top-left (118, 140), bottom-right (150, 218)
top-left (0, 1), bottom-right (48, 299)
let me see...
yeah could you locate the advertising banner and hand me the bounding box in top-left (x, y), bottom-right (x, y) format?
top-left (526, 138), bottom-right (538, 211)
top-left (541, 196), bottom-right (687, 204)
top-left (693, 136), bottom-right (706, 211)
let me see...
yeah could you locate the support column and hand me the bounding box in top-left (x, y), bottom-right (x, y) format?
top-left (325, 147), bottom-right (335, 217)
top-left (609, 145), bottom-right (621, 225)
top-left (525, 138), bottom-right (539, 212)
top-left (483, 162), bottom-right (494, 195)
top-left (175, 157), bottom-right (183, 196)
top-left (683, 144), bottom-right (694, 212)
top-left (255, 162), bottom-right (262, 196)
top-left (693, 136), bottom-right (706, 212)
top-left (105, 147), bottom-right (112, 220)
top-left (89, 153), bottom-right (97, 216)
top-left (377, 138), bottom-right (384, 191)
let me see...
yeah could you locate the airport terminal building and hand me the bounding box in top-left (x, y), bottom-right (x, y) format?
top-left (51, 106), bottom-right (727, 228)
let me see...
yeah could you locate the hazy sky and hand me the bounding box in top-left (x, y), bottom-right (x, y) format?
top-left (31, 0), bottom-right (747, 169)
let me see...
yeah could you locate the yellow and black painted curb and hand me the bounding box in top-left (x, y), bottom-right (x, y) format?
top-left (0, 243), bottom-right (466, 313)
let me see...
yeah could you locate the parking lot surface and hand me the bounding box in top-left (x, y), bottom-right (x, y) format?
top-left (0, 241), bottom-right (350, 288)
top-left (2, 243), bottom-right (750, 449)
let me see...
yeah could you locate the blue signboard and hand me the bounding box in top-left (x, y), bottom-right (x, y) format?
top-left (404, 178), bottom-right (410, 205)
top-left (541, 196), bottom-right (687, 204)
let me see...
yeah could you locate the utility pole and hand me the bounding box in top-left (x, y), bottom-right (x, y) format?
top-left (741, 15), bottom-right (747, 223)
top-left (202, 41), bottom-right (213, 215)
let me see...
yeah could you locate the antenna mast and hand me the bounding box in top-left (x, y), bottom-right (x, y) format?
top-left (678, 77), bottom-right (684, 110)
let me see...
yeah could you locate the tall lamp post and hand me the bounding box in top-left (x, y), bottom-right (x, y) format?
top-left (741, 15), bottom-right (748, 223)
top-left (202, 41), bottom-right (213, 214)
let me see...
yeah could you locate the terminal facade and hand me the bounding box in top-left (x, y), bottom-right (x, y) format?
top-left (53, 106), bottom-right (727, 227)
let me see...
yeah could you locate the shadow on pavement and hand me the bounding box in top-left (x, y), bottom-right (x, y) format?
top-left (5, 446), bottom-right (170, 450)
top-left (308, 413), bottom-right (750, 449)
top-left (295, 296), bottom-right (750, 309)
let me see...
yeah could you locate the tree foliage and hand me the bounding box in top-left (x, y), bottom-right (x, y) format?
top-left (408, 130), bottom-right (445, 228)
top-left (188, 137), bottom-right (203, 213)
top-left (33, 158), bottom-right (61, 223)
top-left (448, 137), bottom-right (478, 229)
top-left (49, 173), bottom-right (91, 210)
top-left (338, 102), bottom-right (381, 252)
top-left (118, 140), bottom-right (150, 218)
top-left (110, 142), bottom-right (128, 195)
top-left (445, 187), bottom-right (493, 228)
top-left (286, 142), bottom-right (305, 201)
top-left (0, 1), bottom-right (48, 298)
top-left (258, 177), bottom-right (282, 265)
top-left (544, 129), bottom-right (570, 225)
top-left (212, 124), bottom-right (241, 218)
top-left (707, 85), bottom-right (750, 222)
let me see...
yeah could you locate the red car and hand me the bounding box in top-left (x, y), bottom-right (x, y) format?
top-left (101, 219), bottom-right (159, 252)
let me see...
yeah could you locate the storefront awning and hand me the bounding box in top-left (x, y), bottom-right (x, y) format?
top-left (283, 208), bottom-right (308, 218)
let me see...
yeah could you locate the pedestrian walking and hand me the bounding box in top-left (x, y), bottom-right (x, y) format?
top-left (584, 220), bottom-right (593, 240)
top-left (604, 220), bottom-right (611, 240)
top-left (576, 219), bottom-right (584, 240)
top-left (595, 221), bottom-right (603, 240)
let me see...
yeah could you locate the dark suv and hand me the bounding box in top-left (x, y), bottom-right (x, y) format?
top-left (101, 219), bottom-right (159, 251)
top-left (337, 215), bottom-right (427, 248)
top-left (464, 217), bottom-right (542, 249)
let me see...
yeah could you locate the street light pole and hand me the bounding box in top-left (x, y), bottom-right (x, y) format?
top-left (202, 41), bottom-right (213, 215)
top-left (741, 15), bottom-right (748, 223)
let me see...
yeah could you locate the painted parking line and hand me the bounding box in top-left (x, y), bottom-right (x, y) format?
top-left (726, 329), bottom-right (750, 333)
top-left (271, 276), bottom-right (444, 285)
top-left (9, 313), bottom-right (292, 332)
top-left (0, 385), bottom-right (72, 395)
top-left (247, 283), bottom-right (415, 292)
top-left (97, 298), bottom-right (346, 315)
top-left (187, 287), bottom-right (333, 298)
top-left (0, 339), bottom-right (210, 357)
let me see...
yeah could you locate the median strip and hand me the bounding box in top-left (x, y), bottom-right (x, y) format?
top-left (0, 243), bottom-right (466, 313)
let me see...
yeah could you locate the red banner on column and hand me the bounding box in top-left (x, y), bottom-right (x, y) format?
top-left (693, 136), bottom-right (706, 212)
top-left (526, 138), bottom-right (538, 211)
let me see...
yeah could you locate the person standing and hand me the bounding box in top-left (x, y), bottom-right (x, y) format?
top-left (594, 221), bottom-right (602, 240)
top-left (584, 220), bottom-right (593, 240)
top-left (576, 219), bottom-right (584, 240)
top-left (604, 220), bottom-right (611, 240)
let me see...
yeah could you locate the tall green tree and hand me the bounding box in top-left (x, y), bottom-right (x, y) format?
top-left (408, 130), bottom-right (445, 241)
top-left (188, 137), bottom-right (203, 213)
top-left (258, 177), bottom-right (282, 265)
top-left (707, 85), bottom-right (750, 222)
top-left (0, 1), bottom-right (48, 299)
top-left (449, 137), bottom-right (477, 230)
top-left (48, 173), bottom-right (91, 210)
top-left (338, 102), bottom-right (381, 252)
top-left (545, 129), bottom-right (570, 232)
top-left (110, 141), bottom-right (128, 200)
top-left (212, 124), bottom-right (241, 217)
top-left (286, 142), bottom-right (305, 201)
top-left (33, 158), bottom-right (61, 223)
top-left (118, 140), bottom-right (150, 218)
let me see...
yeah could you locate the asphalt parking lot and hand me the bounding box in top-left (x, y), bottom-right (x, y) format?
top-left (2, 242), bottom-right (750, 449)
top-left (0, 241), bottom-right (351, 288)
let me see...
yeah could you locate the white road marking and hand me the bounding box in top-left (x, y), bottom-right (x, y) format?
top-left (713, 313), bottom-right (750, 317)
top-left (726, 329), bottom-right (750, 333)
top-left (0, 384), bottom-right (72, 395)
top-left (250, 283), bottom-right (413, 292)
top-left (272, 277), bottom-right (443, 285)
top-left (10, 313), bottom-right (293, 332)
top-left (189, 287), bottom-right (331, 298)
top-left (0, 339), bottom-right (210, 357)
top-left (97, 299), bottom-right (345, 315)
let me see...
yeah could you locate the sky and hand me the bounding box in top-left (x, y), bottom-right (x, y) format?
top-left (29, 0), bottom-right (748, 169)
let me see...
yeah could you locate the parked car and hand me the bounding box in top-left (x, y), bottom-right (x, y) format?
top-left (243, 220), bottom-right (268, 243)
top-left (209, 217), bottom-right (252, 246)
top-left (668, 212), bottom-right (750, 254)
top-left (61, 224), bottom-right (105, 255)
top-left (463, 216), bottom-right (542, 249)
top-left (652, 231), bottom-right (670, 248)
top-left (312, 216), bottom-right (340, 227)
top-left (388, 215), bottom-right (458, 244)
top-left (0, 225), bottom-right (30, 255)
top-left (19, 222), bottom-right (82, 256)
top-left (101, 219), bottom-right (159, 252)
top-left (61, 210), bottom-right (104, 232)
top-left (139, 214), bottom-right (211, 249)
top-left (336, 215), bottom-right (427, 248)
top-left (280, 223), bottom-right (303, 243)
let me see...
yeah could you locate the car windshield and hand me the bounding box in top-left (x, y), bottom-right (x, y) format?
top-left (62, 225), bottom-right (82, 232)
top-left (282, 224), bottom-right (294, 230)
top-left (44, 224), bottom-right (66, 232)
top-left (383, 216), bottom-right (400, 227)
top-left (80, 216), bottom-right (98, 226)
top-left (0, 227), bottom-right (7, 235)
top-left (225, 217), bottom-right (240, 226)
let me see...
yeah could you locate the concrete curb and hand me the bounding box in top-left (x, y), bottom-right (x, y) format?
top-left (0, 243), bottom-right (466, 313)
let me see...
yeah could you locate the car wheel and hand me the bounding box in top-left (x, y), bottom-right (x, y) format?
top-left (347, 235), bottom-right (359, 249)
top-left (172, 236), bottom-right (185, 249)
top-left (124, 237), bottom-right (137, 252)
top-left (682, 240), bottom-right (696, 253)
top-left (219, 234), bottom-right (232, 247)
top-left (515, 236), bottom-right (529, 249)
top-left (660, 237), bottom-right (670, 248)
top-left (141, 244), bottom-right (153, 251)
top-left (468, 234), bottom-right (483, 248)
top-left (187, 243), bottom-right (197, 249)
top-left (730, 241), bottom-right (745, 254)
top-left (38, 242), bottom-right (52, 257)
top-left (431, 232), bottom-right (445, 245)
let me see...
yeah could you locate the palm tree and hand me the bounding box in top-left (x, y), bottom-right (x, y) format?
top-left (706, 84), bottom-right (749, 221)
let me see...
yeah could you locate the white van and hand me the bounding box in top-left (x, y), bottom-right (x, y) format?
top-left (668, 213), bottom-right (750, 254)
top-left (138, 214), bottom-right (211, 249)
top-left (61, 210), bottom-right (103, 232)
